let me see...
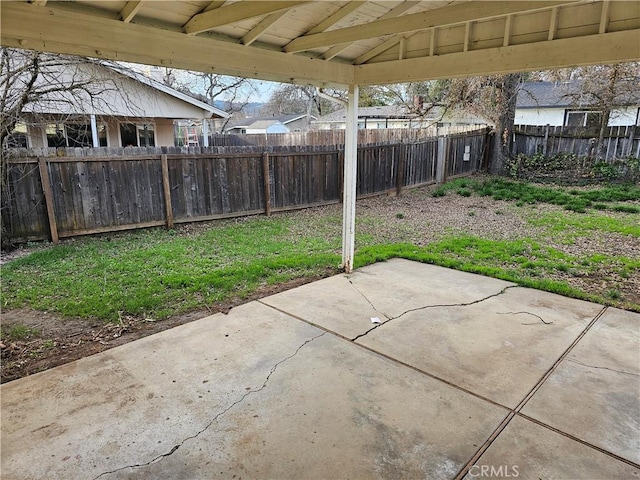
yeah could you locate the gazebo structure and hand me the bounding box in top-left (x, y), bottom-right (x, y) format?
top-left (2, 0), bottom-right (639, 271)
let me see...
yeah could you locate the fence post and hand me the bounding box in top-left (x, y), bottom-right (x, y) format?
top-left (543, 124), bottom-right (550, 155)
top-left (160, 154), bottom-right (174, 229)
top-left (338, 150), bottom-right (344, 202)
top-left (262, 152), bottom-right (271, 216)
top-left (37, 157), bottom-right (59, 244)
top-left (436, 136), bottom-right (447, 183)
top-left (396, 144), bottom-right (405, 196)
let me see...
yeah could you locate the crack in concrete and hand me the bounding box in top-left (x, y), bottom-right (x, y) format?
top-left (348, 278), bottom-right (391, 321)
top-left (566, 358), bottom-right (640, 377)
top-left (497, 311), bottom-right (553, 325)
top-left (92, 331), bottom-right (326, 480)
top-left (351, 285), bottom-right (517, 342)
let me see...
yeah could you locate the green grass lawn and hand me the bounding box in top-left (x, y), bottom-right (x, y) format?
top-left (2, 177), bottom-right (639, 326)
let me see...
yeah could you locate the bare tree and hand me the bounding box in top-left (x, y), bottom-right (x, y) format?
top-left (375, 75), bottom-right (522, 172)
top-left (261, 84), bottom-right (341, 119)
top-left (157, 67), bottom-right (257, 131)
top-left (0, 47), bottom-right (140, 248)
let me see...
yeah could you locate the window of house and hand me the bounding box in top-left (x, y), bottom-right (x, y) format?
top-left (45, 122), bottom-right (106, 147)
top-left (5, 123), bottom-right (29, 148)
top-left (46, 124), bottom-right (67, 147)
top-left (565, 110), bottom-right (602, 128)
top-left (65, 124), bottom-right (93, 147)
top-left (97, 124), bottom-right (108, 147)
top-left (120, 123), bottom-right (155, 147)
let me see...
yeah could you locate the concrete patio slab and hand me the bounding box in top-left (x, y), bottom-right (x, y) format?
top-left (1, 298), bottom-right (507, 480)
top-left (521, 307), bottom-right (640, 464)
top-left (1, 302), bottom-right (322, 479)
top-left (99, 333), bottom-right (508, 480)
top-left (261, 259), bottom-right (514, 339)
top-left (464, 416), bottom-right (639, 479)
top-left (260, 274), bottom-right (382, 340)
top-left (2, 260), bottom-right (638, 480)
top-left (356, 286), bottom-right (604, 407)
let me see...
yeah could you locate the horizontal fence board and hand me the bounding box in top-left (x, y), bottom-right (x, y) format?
top-left (3, 129), bottom-right (487, 242)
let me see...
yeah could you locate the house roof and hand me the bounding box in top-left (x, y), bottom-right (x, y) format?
top-left (226, 114), bottom-right (312, 130)
top-left (105, 63), bottom-right (229, 119)
top-left (315, 106), bottom-right (431, 123)
top-left (517, 81), bottom-right (640, 109)
top-left (3, 2), bottom-right (638, 88)
top-left (246, 120), bottom-right (284, 130)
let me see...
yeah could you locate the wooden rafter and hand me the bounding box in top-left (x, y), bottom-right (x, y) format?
top-left (203, 1), bottom-right (226, 12)
top-left (184, 1), bottom-right (307, 35)
top-left (120, 1), bottom-right (144, 23)
top-left (323, 1), bottom-right (420, 60)
top-left (285, 1), bottom-right (573, 53)
top-left (242, 10), bottom-right (289, 46)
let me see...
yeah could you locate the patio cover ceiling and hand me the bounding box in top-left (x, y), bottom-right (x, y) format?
top-left (1, 1), bottom-right (639, 88)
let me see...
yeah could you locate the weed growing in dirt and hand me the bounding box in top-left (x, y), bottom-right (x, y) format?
top-left (437, 177), bottom-right (640, 213)
top-left (0, 324), bottom-right (40, 342)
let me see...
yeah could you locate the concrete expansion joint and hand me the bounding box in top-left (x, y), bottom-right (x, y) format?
top-left (350, 285), bottom-right (518, 342)
top-left (566, 358), bottom-right (640, 377)
top-left (92, 331), bottom-right (327, 479)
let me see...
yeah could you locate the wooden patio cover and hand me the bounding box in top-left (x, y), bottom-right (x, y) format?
top-left (2, 0), bottom-right (639, 270)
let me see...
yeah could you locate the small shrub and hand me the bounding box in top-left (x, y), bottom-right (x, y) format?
top-left (457, 188), bottom-right (472, 197)
top-left (396, 213), bottom-right (405, 219)
top-left (432, 187), bottom-right (446, 197)
top-left (612, 204), bottom-right (640, 214)
top-left (591, 161), bottom-right (619, 179)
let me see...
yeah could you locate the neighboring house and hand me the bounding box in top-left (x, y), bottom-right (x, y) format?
top-left (224, 114), bottom-right (315, 134)
top-left (515, 81), bottom-right (640, 127)
top-left (313, 106), bottom-right (486, 130)
top-left (11, 60), bottom-right (228, 149)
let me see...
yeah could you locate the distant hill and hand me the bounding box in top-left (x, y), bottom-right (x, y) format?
top-left (214, 100), bottom-right (265, 116)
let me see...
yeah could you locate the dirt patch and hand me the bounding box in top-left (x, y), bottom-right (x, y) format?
top-left (0, 269), bottom-right (338, 383)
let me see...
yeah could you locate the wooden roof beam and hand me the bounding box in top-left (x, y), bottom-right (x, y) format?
top-left (285, 1), bottom-right (574, 53)
top-left (322, 1), bottom-right (420, 60)
top-left (242, 10), bottom-right (289, 46)
top-left (184, 1), bottom-right (307, 35)
top-left (120, 1), bottom-right (144, 23)
top-left (1, 1), bottom-right (352, 86)
top-left (355, 29), bottom-right (640, 85)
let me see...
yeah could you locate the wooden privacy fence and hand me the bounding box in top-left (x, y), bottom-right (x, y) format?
top-left (207, 125), bottom-right (487, 147)
top-left (3, 129), bottom-right (488, 243)
top-left (514, 125), bottom-right (640, 161)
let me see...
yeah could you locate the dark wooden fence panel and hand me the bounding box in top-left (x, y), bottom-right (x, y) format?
top-left (356, 145), bottom-right (397, 196)
top-left (447, 133), bottom-right (486, 177)
top-left (4, 162), bottom-right (47, 240)
top-left (4, 129), bottom-right (487, 243)
top-left (270, 152), bottom-right (340, 209)
top-left (403, 140), bottom-right (438, 186)
top-left (46, 159), bottom-right (166, 235)
top-left (514, 125), bottom-right (640, 161)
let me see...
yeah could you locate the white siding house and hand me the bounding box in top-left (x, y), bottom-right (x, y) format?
top-left (515, 81), bottom-right (640, 127)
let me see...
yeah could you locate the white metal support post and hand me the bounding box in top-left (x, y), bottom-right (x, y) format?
top-left (341, 84), bottom-right (359, 273)
top-left (202, 119), bottom-right (209, 147)
top-left (90, 114), bottom-right (99, 148)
